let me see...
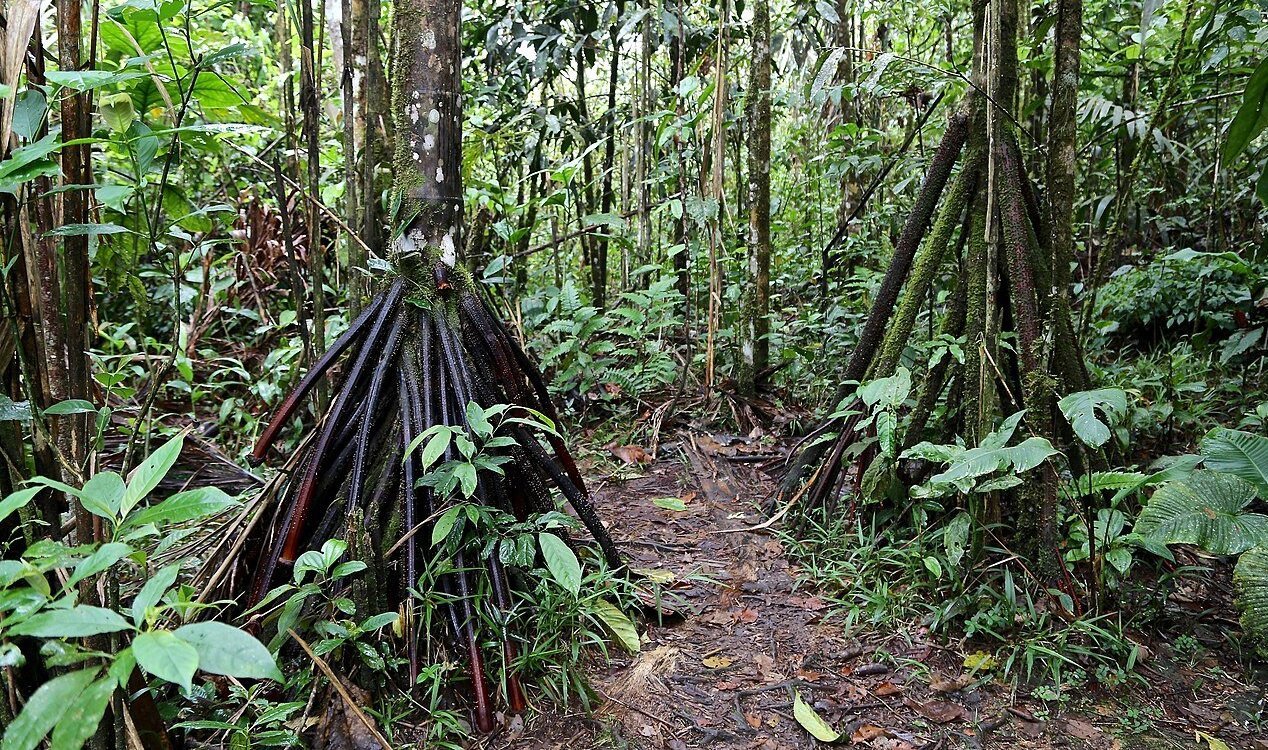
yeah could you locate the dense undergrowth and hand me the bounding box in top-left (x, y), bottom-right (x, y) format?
top-left (2, 0), bottom-right (1268, 746)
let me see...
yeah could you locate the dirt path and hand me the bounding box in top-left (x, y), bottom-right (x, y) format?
top-left (502, 432), bottom-right (1266, 750)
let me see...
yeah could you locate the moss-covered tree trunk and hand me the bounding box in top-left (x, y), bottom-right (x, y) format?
top-left (738, 0), bottom-right (772, 396)
top-left (781, 0), bottom-right (1086, 584)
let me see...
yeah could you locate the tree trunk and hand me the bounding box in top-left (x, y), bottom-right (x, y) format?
top-left (738, 0), bottom-right (771, 396)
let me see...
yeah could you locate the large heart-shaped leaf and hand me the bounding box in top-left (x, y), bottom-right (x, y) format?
top-left (1136, 472), bottom-right (1268, 555)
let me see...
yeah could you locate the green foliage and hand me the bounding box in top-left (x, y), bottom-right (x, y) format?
top-left (528, 277), bottom-right (682, 404)
top-left (1136, 472), bottom-right (1267, 554)
top-left (1059, 388), bottom-right (1129, 449)
top-left (0, 435), bottom-right (277, 750)
top-left (903, 411), bottom-right (1058, 498)
top-left (1200, 427), bottom-right (1268, 496)
top-left (1233, 546), bottom-right (1268, 657)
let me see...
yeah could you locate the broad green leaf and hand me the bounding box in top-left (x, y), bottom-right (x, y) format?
top-left (12, 90), bottom-right (47, 140)
top-left (465, 401), bottom-right (492, 438)
top-left (133, 630), bottom-right (198, 693)
top-left (359, 613), bottom-right (399, 632)
top-left (944, 511), bottom-right (971, 568)
top-left (1201, 427), bottom-right (1268, 497)
top-left (421, 431), bottom-right (450, 469)
top-left (131, 563), bottom-right (180, 624)
top-left (858, 367), bottom-right (911, 409)
top-left (0, 668), bottom-right (98, 750)
top-left (123, 486), bottom-right (236, 529)
top-left (9, 606), bottom-right (132, 638)
top-left (48, 676), bottom-right (115, 750)
top-left (67, 542), bottom-right (133, 588)
top-left (44, 399), bottom-right (97, 416)
top-left (0, 133), bottom-right (60, 185)
top-left (1003, 437), bottom-right (1058, 473)
top-left (589, 599), bottom-right (640, 653)
top-left (121, 432), bottom-right (185, 517)
top-left (792, 690), bottom-right (840, 742)
top-left (1136, 472), bottom-right (1268, 555)
top-left (1223, 58), bottom-right (1268, 164)
top-left (1233, 545), bottom-right (1268, 657)
top-left (539, 532), bottom-right (582, 597)
top-left (79, 472), bottom-right (126, 520)
top-left (0, 487), bottom-right (41, 526)
top-left (454, 463), bottom-right (477, 498)
top-left (45, 223), bottom-right (133, 238)
top-left (173, 622), bottom-right (282, 681)
top-left (431, 505), bottom-right (463, 547)
top-left (1058, 388), bottom-right (1127, 448)
top-left (45, 69), bottom-right (148, 91)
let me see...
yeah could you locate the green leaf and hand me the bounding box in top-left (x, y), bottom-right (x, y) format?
top-left (589, 599), bottom-right (640, 653)
top-left (12, 90), bottom-right (47, 141)
top-left (431, 505), bottom-right (463, 547)
top-left (465, 402), bottom-right (492, 438)
top-left (45, 223), bottom-right (133, 238)
top-left (539, 532), bottom-right (582, 597)
top-left (45, 69), bottom-right (148, 91)
top-left (9, 606), bottom-right (132, 638)
top-left (1058, 388), bottom-right (1128, 448)
top-left (131, 563), bottom-right (180, 625)
top-left (44, 399), bottom-right (98, 416)
top-left (1233, 545), bottom-right (1268, 657)
top-left (133, 630), bottom-right (199, 693)
top-left (1002, 437), bottom-right (1058, 473)
top-left (0, 395), bottom-right (32, 422)
top-left (122, 486), bottom-right (236, 529)
top-left (454, 463), bottom-right (477, 498)
top-left (1201, 427), bottom-right (1268, 497)
top-left (0, 668), bottom-right (98, 750)
top-left (420, 431), bottom-right (450, 469)
top-left (1136, 472), bottom-right (1268, 555)
top-left (943, 511), bottom-right (971, 568)
top-left (173, 622), bottom-right (282, 681)
top-left (67, 542), bottom-right (133, 588)
top-left (79, 472), bottom-right (126, 519)
top-left (857, 367), bottom-right (911, 409)
top-left (1223, 58), bottom-right (1268, 164)
top-left (793, 690), bottom-right (841, 742)
top-left (653, 497), bottom-right (687, 512)
top-left (0, 133), bottom-right (60, 186)
top-left (359, 613), bottom-right (399, 632)
top-left (48, 676), bottom-right (115, 750)
top-left (121, 432), bottom-right (185, 517)
top-left (0, 487), bottom-right (41, 526)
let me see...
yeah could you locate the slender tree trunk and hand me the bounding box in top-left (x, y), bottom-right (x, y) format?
top-left (594, 6), bottom-right (621, 309)
top-left (738, 0), bottom-right (771, 396)
top-left (56, 0), bottom-right (92, 500)
top-left (299, 0), bottom-right (328, 407)
top-left (341, 0), bottom-right (362, 311)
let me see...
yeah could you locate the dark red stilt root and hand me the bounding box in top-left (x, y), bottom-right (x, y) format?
top-left (251, 285), bottom-right (396, 463)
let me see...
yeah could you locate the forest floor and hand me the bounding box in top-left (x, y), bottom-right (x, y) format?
top-left (498, 431), bottom-right (1267, 750)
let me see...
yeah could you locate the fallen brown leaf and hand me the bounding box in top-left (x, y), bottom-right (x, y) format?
top-left (608, 444), bottom-right (651, 465)
top-left (929, 674), bottom-right (972, 693)
top-left (851, 724), bottom-right (890, 743)
top-left (903, 697), bottom-right (967, 724)
top-left (874, 681), bottom-right (902, 697)
top-left (1062, 718), bottom-right (1104, 742)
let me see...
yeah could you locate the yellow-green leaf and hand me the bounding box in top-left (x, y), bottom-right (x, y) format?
top-left (590, 599), bottom-right (640, 653)
top-left (793, 690), bottom-right (840, 743)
